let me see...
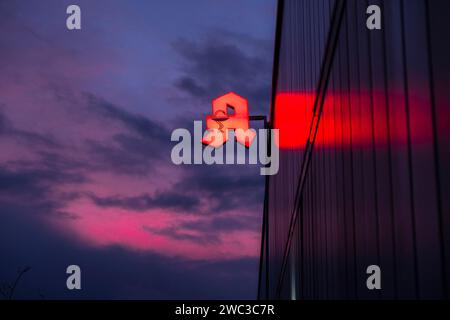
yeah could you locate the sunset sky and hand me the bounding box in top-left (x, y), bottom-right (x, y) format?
top-left (0, 0), bottom-right (276, 299)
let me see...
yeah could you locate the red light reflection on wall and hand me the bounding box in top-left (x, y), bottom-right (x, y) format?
top-left (202, 92), bottom-right (256, 148)
top-left (273, 92), bottom-right (314, 149)
top-left (273, 91), bottom-right (436, 150)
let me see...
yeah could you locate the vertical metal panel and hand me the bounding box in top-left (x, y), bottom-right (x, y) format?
top-left (427, 0), bottom-right (450, 299)
top-left (368, 0), bottom-right (397, 299)
top-left (383, 0), bottom-right (418, 299)
top-left (402, 0), bottom-right (444, 299)
top-left (258, 0), bottom-right (449, 300)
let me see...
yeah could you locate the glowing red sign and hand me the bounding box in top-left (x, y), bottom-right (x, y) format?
top-left (202, 92), bottom-right (256, 148)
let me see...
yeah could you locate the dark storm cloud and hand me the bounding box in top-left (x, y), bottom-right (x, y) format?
top-left (172, 31), bottom-right (272, 114)
top-left (88, 191), bottom-right (200, 212)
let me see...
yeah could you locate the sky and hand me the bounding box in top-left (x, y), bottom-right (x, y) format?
top-left (0, 0), bottom-right (276, 299)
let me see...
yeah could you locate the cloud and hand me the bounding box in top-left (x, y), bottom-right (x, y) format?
top-left (0, 0), bottom-right (274, 299)
top-left (0, 88), bottom-right (264, 259)
top-left (0, 156), bottom-right (86, 226)
top-left (88, 191), bottom-right (200, 212)
top-left (0, 205), bottom-right (258, 299)
top-left (84, 137), bottom-right (156, 176)
top-left (175, 77), bottom-right (208, 98)
top-left (78, 93), bottom-right (174, 175)
top-left (0, 163), bottom-right (83, 200)
top-left (84, 93), bottom-right (170, 142)
top-left (173, 165), bottom-right (265, 214)
top-left (181, 215), bottom-right (258, 233)
top-left (0, 110), bottom-right (60, 149)
top-left (142, 225), bottom-right (219, 245)
top-left (172, 31), bottom-right (272, 114)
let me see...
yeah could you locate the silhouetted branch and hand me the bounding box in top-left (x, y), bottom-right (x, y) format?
top-left (1, 266), bottom-right (31, 300)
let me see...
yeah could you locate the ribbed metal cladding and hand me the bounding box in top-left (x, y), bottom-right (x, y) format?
top-left (259, 0), bottom-right (450, 300)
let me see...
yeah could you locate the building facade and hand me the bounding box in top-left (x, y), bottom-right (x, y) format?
top-left (259, 0), bottom-right (450, 299)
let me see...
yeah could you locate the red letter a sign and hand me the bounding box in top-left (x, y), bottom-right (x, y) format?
top-left (202, 92), bottom-right (256, 148)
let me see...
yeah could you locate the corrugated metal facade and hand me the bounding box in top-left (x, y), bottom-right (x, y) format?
top-left (259, 0), bottom-right (450, 299)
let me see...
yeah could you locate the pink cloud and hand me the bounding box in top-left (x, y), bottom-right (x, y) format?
top-left (46, 197), bottom-right (260, 260)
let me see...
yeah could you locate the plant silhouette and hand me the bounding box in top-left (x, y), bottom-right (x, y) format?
top-left (0, 266), bottom-right (31, 300)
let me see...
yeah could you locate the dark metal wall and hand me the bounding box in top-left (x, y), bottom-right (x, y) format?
top-left (259, 0), bottom-right (450, 299)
